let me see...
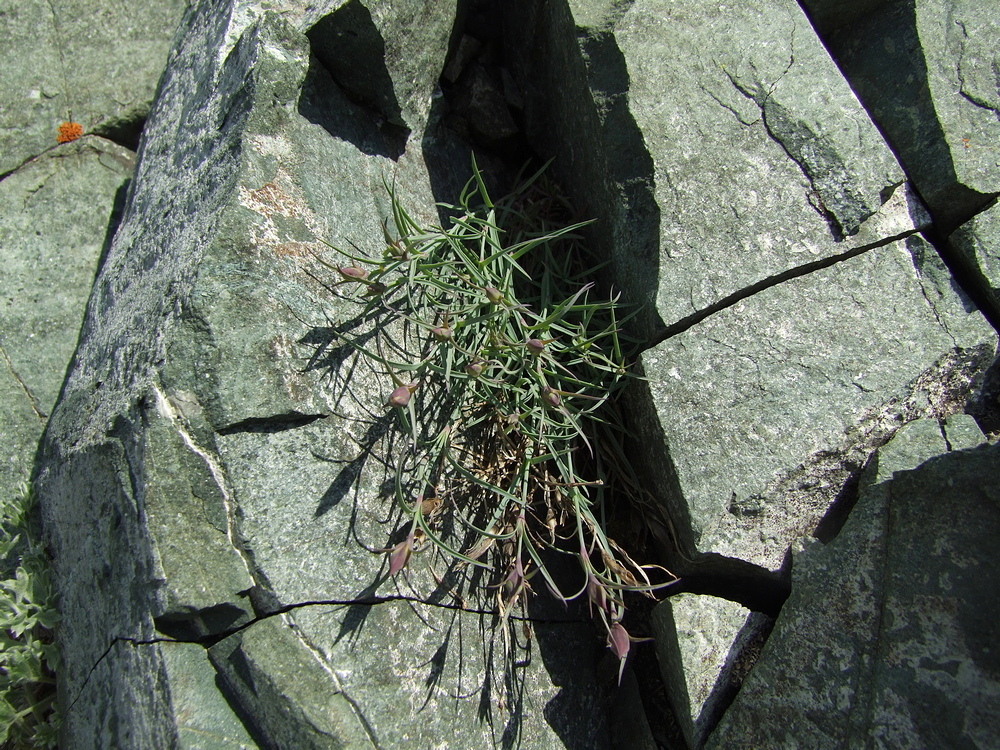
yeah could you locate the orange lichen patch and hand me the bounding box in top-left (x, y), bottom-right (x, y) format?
top-left (56, 122), bottom-right (84, 143)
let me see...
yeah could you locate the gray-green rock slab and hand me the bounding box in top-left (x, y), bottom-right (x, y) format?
top-left (43, 441), bottom-right (180, 747)
top-left (651, 594), bottom-right (771, 750)
top-left (208, 616), bottom-right (373, 750)
top-left (705, 419), bottom-right (1000, 749)
top-left (0, 135), bottom-right (133, 500)
top-left (38, 2), bottom-right (609, 746)
top-left (0, 0), bottom-right (187, 176)
top-left (234, 602), bottom-right (609, 749)
top-left (505, 0), bottom-right (908, 339)
top-left (160, 641), bottom-right (260, 750)
top-left (632, 227), bottom-right (996, 570)
top-left (808, 0), bottom-right (1000, 228)
top-left (948, 198), bottom-right (1000, 317)
top-left (943, 411), bottom-right (987, 450)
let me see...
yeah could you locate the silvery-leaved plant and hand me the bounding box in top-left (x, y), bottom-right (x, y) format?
top-left (315, 159), bottom-right (673, 681)
top-left (0, 483), bottom-right (60, 748)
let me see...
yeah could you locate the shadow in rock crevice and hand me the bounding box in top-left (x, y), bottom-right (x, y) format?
top-left (299, 0), bottom-right (409, 160)
top-left (802, 0), bottom-right (994, 234)
top-left (503, 0), bottom-right (665, 345)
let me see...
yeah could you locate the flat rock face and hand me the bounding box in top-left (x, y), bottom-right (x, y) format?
top-left (636, 230), bottom-right (994, 570)
top-left (949, 198), bottom-right (1000, 316)
top-left (706, 417), bottom-right (1000, 749)
top-left (507, 0), bottom-right (907, 339)
top-left (504, 1), bottom-right (999, 745)
top-left (37, 2), bottom-right (607, 747)
top-left (0, 0), bottom-right (186, 176)
top-left (0, 136), bottom-right (134, 500)
top-left (804, 0), bottom-right (1000, 229)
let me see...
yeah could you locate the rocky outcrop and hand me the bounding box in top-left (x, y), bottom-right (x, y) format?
top-left (801, 0), bottom-right (1000, 233)
top-left (705, 416), bottom-right (1000, 748)
top-left (0, 0), bottom-right (186, 177)
top-left (0, 136), bottom-right (134, 508)
top-left (34, 1), bottom-right (606, 747)
top-left (504, 0), bottom-right (998, 744)
top-left (2, 0), bottom-right (996, 747)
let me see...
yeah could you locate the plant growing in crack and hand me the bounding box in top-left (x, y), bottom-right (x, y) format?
top-left (315, 158), bottom-right (673, 681)
top-left (0, 483), bottom-right (60, 748)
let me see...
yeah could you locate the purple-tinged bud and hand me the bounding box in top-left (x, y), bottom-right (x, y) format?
top-left (364, 282), bottom-right (387, 296)
top-left (541, 386), bottom-right (561, 407)
top-left (388, 531), bottom-right (414, 575)
top-left (431, 325), bottom-right (453, 342)
top-left (387, 381), bottom-right (418, 408)
top-left (526, 338), bottom-right (546, 355)
top-left (607, 623), bottom-right (631, 685)
top-left (587, 573), bottom-right (609, 618)
top-left (338, 266), bottom-right (369, 281)
top-left (465, 360), bottom-right (485, 378)
top-left (485, 287), bottom-right (504, 305)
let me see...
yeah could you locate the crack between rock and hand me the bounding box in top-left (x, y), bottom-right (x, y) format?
top-left (0, 339), bottom-right (46, 419)
top-left (67, 592), bottom-right (583, 713)
top-left (699, 82), bottom-right (760, 127)
top-left (939, 418), bottom-right (955, 452)
top-left (913, 267), bottom-right (959, 349)
top-left (153, 385), bottom-right (257, 583)
top-left (0, 139), bottom-right (134, 185)
top-left (642, 226), bottom-right (922, 350)
top-left (282, 611), bottom-right (384, 750)
top-left (958, 88), bottom-right (1000, 117)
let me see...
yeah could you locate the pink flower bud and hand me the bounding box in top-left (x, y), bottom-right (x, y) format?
top-left (465, 360), bottom-right (485, 378)
top-left (541, 386), bottom-right (561, 407)
top-left (338, 266), bottom-right (369, 281)
top-left (587, 573), bottom-right (609, 617)
top-left (485, 287), bottom-right (503, 305)
top-left (526, 338), bottom-right (546, 355)
top-left (388, 533), bottom-right (413, 575)
top-left (387, 381), bottom-right (419, 408)
top-left (608, 622), bottom-right (631, 685)
top-left (431, 325), bottom-right (453, 342)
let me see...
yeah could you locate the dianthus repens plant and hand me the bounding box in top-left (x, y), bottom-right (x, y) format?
top-left (315, 158), bottom-right (673, 681)
top-left (0, 483), bottom-right (60, 749)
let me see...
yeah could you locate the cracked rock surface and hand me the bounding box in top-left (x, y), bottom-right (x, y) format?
top-left (0, 136), bottom-right (134, 505)
top-left (504, 0), bottom-right (998, 744)
top-left (0, 0), bottom-right (187, 177)
top-left (9, 0), bottom-right (999, 748)
top-left (35, 1), bottom-right (605, 747)
top-left (706, 417), bottom-right (1000, 749)
top-left (803, 0), bottom-right (1000, 233)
